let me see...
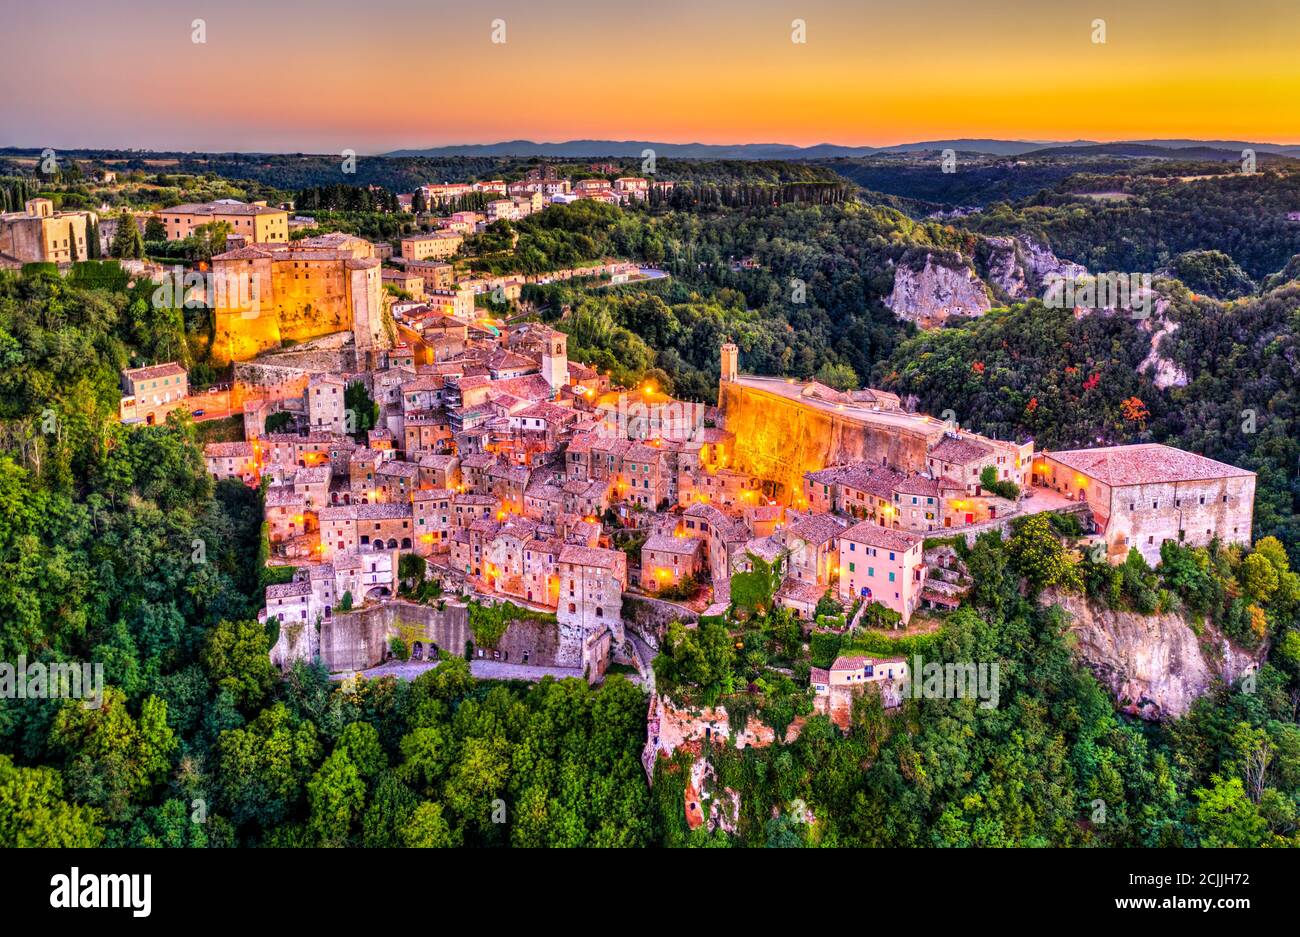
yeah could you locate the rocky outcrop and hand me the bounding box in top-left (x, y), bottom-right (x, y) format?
top-left (885, 253), bottom-right (992, 327)
top-left (1045, 589), bottom-right (1262, 720)
top-left (1019, 236), bottom-right (1088, 284)
top-left (1135, 296), bottom-right (1189, 389)
top-left (981, 235), bottom-right (1088, 301)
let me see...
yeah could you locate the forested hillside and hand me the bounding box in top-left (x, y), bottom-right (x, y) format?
top-left (2, 153), bottom-right (1299, 848)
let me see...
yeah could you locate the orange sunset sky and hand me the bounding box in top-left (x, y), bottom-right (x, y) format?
top-left (1, 0), bottom-right (1297, 153)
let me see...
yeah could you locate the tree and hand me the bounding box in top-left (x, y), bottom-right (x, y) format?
top-left (1192, 776), bottom-right (1268, 848)
top-left (143, 216), bottom-right (167, 242)
top-left (0, 755), bottom-right (103, 847)
top-left (402, 801), bottom-right (461, 847)
top-left (49, 688), bottom-right (176, 815)
top-left (1007, 514), bottom-right (1081, 593)
top-left (307, 749), bottom-right (365, 847)
top-left (813, 362), bottom-right (858, 391)
top-left (344, 381), bottom-right (378, 436)
top-left (201, 619), bottom-right (277, 709)
top-left (215, 704), bottom-right (320, 829)
top-left (111, 212), bottom-right (144, 259)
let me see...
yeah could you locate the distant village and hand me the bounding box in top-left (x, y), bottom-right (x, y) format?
top-left (3, 164), bottom-right (1259, 710)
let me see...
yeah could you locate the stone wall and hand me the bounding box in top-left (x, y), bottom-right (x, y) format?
top-left (318, 598), bottom-right (563, 672)
top-left (643, 692), bottom-right (804, 779)
top-left (623, 593), bottom-right (696, 640)
top-left (718, 380), bottom-right (935, 498)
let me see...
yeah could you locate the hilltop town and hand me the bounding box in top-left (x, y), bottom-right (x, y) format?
top-left (3, 144), bottom-right (1297, 853)
top-left (22, 167), bottom-right (1216, 709)
top-left (6, 157), bottom-right (1270, 711)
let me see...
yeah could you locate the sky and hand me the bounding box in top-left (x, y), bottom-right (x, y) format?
top-left (2, 0), bottom-right (1298, 153)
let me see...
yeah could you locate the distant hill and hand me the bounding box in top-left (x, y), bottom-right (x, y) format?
top-left (1021, 142), bottom-right (1300, 161)
top-left (384, 138), bottom-right (1300, 160)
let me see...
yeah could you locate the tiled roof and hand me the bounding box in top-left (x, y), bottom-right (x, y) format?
top-left (788, 512), bottom-right (849, 546)
top-left (643, 533), bottom-right (702, 555)
top-left (204, 441), bottom-right (253, 458)
top-left (1047, 444), bottom-right (1253, 486)
top-left (559, 544), bottom-right (623, 569)
top-left (928, 435), bottom-right (993, 465)
top-left (356, 502), bottom-right (411, 520)
top-left (841, 520), bottom-right (924, 553)
top-left (124, 362), bottom-right (186, 381)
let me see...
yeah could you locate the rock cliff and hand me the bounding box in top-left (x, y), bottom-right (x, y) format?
top-left (885, 253), bottom-right (992, 327)
top-left (981, 235), bottom-right (1088, 300)
top-left (1135, 296), bottom-right (1190, 389)
top-left (1044, 588), bottom-right (1262, 720)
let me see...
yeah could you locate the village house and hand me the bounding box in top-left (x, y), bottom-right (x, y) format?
top-left (119, 362), bottom-right (189, 424)
top-left (838, 522), bottom-right (927, 624)
top-left (640, 531), bottom-right (704, 592)
top-left (0, 197), bottom-right (98, 266)
top-left (204, 441), bottom-right (260, 484)
top-left (157, 199), bottom-right (289, 244)
top-left (400, 230), bottom-right (463, 261)
top-left (811, 654), bottom-right (910, 726)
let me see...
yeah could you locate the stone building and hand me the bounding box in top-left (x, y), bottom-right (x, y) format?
top-left (557, 544), bottom-right (626, 668)
top-left (0, 198), bottom-right (97, 265)
top-left (119, 362), bottom-right (189, 424)
top-left (210, 233), bottom-right (388, 365)
top-left (156, 199), bottom-right (289, 244)
top-left (1034, 444), bottom-right (1255, 565)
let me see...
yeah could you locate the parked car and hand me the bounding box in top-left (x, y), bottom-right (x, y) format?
top-left (191, 409), bottom-right (205, 417)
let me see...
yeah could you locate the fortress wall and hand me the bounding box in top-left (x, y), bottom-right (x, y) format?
top-left (319, 599), bottom-right (560, 672)
top-left (211, 256), bottom-right (369, 365)
top-left (718, 381), bottom-right (936, 498)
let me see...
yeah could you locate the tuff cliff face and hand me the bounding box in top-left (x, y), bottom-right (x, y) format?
top-left (717, 379), bottom-right (936, 498)
top-left (1135, 296), bottom-right (1190, 390)
top-left (1045, 589), bottom-right (1262, 720)
top-left (981, 236), bottom-right (1088, 300)
top-left (885, 253), bottom-right (992, 327)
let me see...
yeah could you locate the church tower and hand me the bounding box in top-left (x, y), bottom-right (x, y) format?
top-left (720, 341), bottom-right (738, 383)
top-left (542, 330), bottom-right (568, 393)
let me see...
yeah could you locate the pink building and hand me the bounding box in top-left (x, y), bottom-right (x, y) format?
top-left (837, 521), bottom-right (926, 624)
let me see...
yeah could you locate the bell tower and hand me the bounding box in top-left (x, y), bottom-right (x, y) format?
top-left (542, 330), bottom-right (568, 393)
top-left (720, 341), bottom-right (738, 383)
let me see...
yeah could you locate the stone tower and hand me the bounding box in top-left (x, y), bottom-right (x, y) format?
top-left (720, 341), bottom-right (738, 383)
top-left (542, 330), bottom-right (568, 393)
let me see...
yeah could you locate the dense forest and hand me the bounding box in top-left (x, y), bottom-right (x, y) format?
top-left (2, 152), bottom-right (1300, 847)
top-left (651, 523), bottom-right (1300, 846)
